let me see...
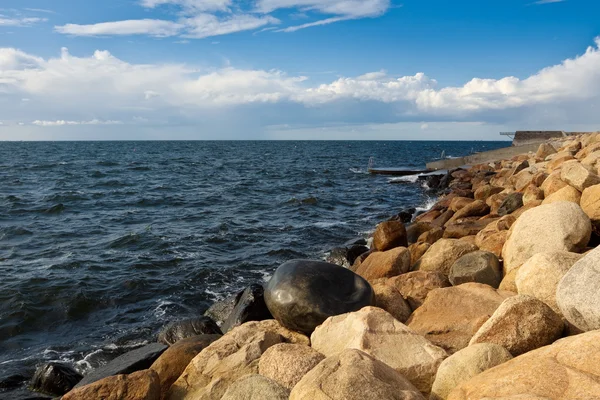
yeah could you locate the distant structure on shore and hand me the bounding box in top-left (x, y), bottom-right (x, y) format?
top-left (500, 131), bottom-right (598, 146)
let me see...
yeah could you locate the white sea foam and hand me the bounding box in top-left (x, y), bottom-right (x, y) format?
top-left (349, 168), bottom-right (367, 174)
top-left (415, 197), bottom-right (439, 213)
top-left (388, 175), bottom-right (420, 183)
top-left (313, 221), bottom-right (348, 228)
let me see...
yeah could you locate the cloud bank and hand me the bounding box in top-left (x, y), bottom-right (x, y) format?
top-left (1, 38), bottom-right (600, 137)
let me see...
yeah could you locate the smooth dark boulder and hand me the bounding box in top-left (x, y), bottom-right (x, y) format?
top-left (75, 343), bottom-right (167, 388)
top-left (30, 362), bottom-right (82, 396)
top-left (343, 237), bottom-right (368, 247)
top-left (389, 208), bottom-right (417, 223)
top-left (203, 290), bottom-right (243, 327)
top-left (498, 193), bottom-right (524, 216)
top-left (221, 284), bottom-right (273, 333)
top-left (157, 316), bottom-right (222, 345)
top-left (264, 260), bottom-right (375, 334)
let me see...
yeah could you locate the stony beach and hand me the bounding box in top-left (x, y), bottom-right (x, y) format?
top-left (28, 133), bottom-right (600, 399)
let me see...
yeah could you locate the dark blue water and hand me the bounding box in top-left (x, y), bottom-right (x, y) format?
top-left (0, 140), bottom-right (506, 395)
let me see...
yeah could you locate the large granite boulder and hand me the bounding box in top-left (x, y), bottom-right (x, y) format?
top-left (469, 295), bottom-right (563, 356)
top-left (475, 230), bottom-right (507, 258)
top-left (311, 307), bottom-right (447, 395)
top-left (221, 375), bottom-right (289, 400)
top-left (372, 282), bottom-right (412, 322)
top-left (540, 170), bottom-right (568, 196)
top-left (430, 343), bottom-right (512, 400)
top-left (158, 317), bottom-right (222, 345)
top-left (502, 202), bottom-right (591, 274)
top-left (290, 349), bottom-right (424, 400)
top-left (75, 343), bottom-right (167, 388)
top-left (166, 321), bottom-right (286, 400)
top-left (355, 247), bottom-right (411, 281)
top-left (560, 160), bottom-right (600, 191)
top-left (264, 260), bottom-right (374, 334)
top-left (372, 221), bottom-right (408, 251)
top-left (387, 271), bottom-right (450, 310)
top-left (258, 343), bottom-right (325, 389)
top-left (536, 142), bottom-right (557, 159)
top-left (30, 362), bottom-right (82, 396)
top-left (449, 250), bottom-right (502, 288)
top-left (63, 370), bottom-right (159, 400)
top-left (150, 335), bottom-right (220, 399)
top-left (406, 283), bottom-right (514, 354)
top-left (515, 251), bottom-right (583, 313)
top-left (446, 200), bottom-right (490, 224)
top-left (557, 246), bottom-right (600, 331)
top-left (221, 284), bottom-right (273, 333)
top-left (415, 239), bottom-right (477, 276)
top-left (447, 330), bottom-right (600, 399)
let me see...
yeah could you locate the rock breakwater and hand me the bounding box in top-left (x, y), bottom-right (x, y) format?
top-left (30, 133), bottom-right (600, 399)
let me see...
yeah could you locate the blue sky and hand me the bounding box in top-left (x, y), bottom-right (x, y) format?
top-left (1, 0), bottom-right (599, 140)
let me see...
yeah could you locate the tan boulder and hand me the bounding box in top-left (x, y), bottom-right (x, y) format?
top-left (166, 321), bottom-right (286, 400)
top-left (406, 283), bottom-right (514, 354)
top-left (515, 251), bottom-right (583, 313)
top-left (258, 344), bottom-right (324, 390)
top-left (430, 343), bottom-right (512, 400)
top-left (540, 170), bottom-right (568, 196)
top-left (63, 370), bottom-right (160, 400)
top-left (255, 320), bottom-right (311, 345)
top-left (449, 250), bottom-right (502, 288)
top-left (474, 185), bottom-right (503, 201)
top-left (581, 151), bottom-right (600, 168)
top-left (446, 200), bottom-right (490, 224)
top-left (486, 193), bottom-right (509, 214)
top-left (448, 197), bottom-right (475, 212)
top-left (511, 169), bottom-right (534, 192)
top-left (408, 242), bottom-right (430, 267)
top-left (373, 220), bottom-right (408, 251)
top-left (221, 375), bottom-right (289, 400)
top-left (502, 202), bottom-right (591, 274)
top-left (448, 330), bottom-right (600, 399)
top-left (356, 247), bottom-right (411, 281)
top-left (580, 184), bottom-right (600, 225)
top-left (290, 349), bottom-right (425, 400)
top-left (560, 160), bottom-right (600, 191)
top-left (475, 230), bottom-right (507, 258)
top-left (310, 307), bottom-right (447, 395)
top-left (469, 295), bottom-right (564, 356)
top-left (498, 268), bottom-right (518, 292)
top-left (547, 153), bottom-right (575, 170)
top-left (415, 239), bottom-right (478, 275)
top-left (387, 271), bottom-right (451, 310)
top-left (431, 210), bottom-right (455, 228)
top-left (541, 185), bottom-right (581, 205)
top-left (522, 185), bottom-right (544, 205)
top-left (443, 219), bottom-right (490, 239)
top-left (372, 283), bottom-right (412, 322)
top-left (150, 335), bottom-right (220, 399)
top-left (531, 171), bottom-right (549, 187)
top-left (417, 227), bottom-right (443, 244)
top-left (414, 209), bottom-right (442, 223)
top-left (536, 142), bottom-right (556, 159)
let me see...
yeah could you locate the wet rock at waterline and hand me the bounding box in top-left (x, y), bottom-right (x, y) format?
top-left (158, 317), bottom-right (222, 345)
top-left (264, 260), bottom-right (374, 334)
top-left (203, 291), bottom-right (243, 327)
top-left (30, 362), bottom-right (82, 396)
top-left (221, 284), bottom-right (273, 333)
top-left (75, 343), bottom-right (167, 388)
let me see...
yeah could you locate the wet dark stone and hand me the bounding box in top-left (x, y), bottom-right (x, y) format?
top-left (30, 362), bottom-right (82, 396)
top-left (343, 237), bottom-right (368, 247)
top-left (424, 175), bottom-right (442, 190)
top-left (0, 374), bottom-right (29, 391)
top-left (75, 343), bottom-right (167, 388)
top-left (498, 192), bottom-right (524, 216)
top-left (221, 284), bottom-right (273, 333)
top-left (264, 259), bottom-right (375, 334)
top-left (389, 208), bottom-right (416, 224)
top-left (346, 245), bottom-right (370, 265)
top-left (158, 316), bottom-right (222, 345)
top-left (203, 291), bottom-right (243, 327)
top-left (326, 245), bottom-right (370, 268)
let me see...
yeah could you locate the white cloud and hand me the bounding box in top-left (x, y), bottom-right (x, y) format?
top-left (55, 19), bottom-right (184, 37)
top-left (182, 13), bottom-right (279, 38)
top-left (23, 8), bottom-right (56, 14)
top-left (2, 38), bottom-right (600, 137)
top-left (0, 16), bottom-right (47, 27)
top-left (254, 0), bottom-right (389, 17)
top-left (533, 0), bottom-right (565, 4)
top-left (31, 119), bottom-right (123, 126)
top-left (140, 0), bottom-right (232, 12)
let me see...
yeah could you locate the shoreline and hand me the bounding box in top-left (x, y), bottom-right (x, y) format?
top-left (20, 132), bottom-right (600, 399)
